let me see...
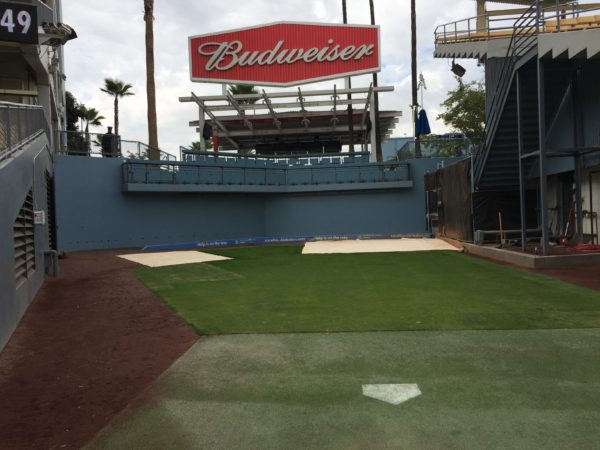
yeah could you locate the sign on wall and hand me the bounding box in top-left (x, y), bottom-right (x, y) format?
top-left (189, 22), bottom-right (380, 87)
top-left (0, 1), bottom-right (37, 45)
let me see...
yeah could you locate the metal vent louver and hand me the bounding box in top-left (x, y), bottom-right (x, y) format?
top-left (14, 190), bottom-right (35, 285)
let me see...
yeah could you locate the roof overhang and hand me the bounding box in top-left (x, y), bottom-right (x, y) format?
top-left (180, 86), bottom-right (401, 152)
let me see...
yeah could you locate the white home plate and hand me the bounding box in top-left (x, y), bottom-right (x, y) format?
top-left (362, 384), bottom-right (422, 405)
top-left (118, 251), bottom-right (231, 267)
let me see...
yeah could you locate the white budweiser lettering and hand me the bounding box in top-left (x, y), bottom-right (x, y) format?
top-left (198, 39), bottom-right (375, 71)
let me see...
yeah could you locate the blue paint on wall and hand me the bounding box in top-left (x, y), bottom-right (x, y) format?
top-left (54, 156), bottom-right (455, 252)
top-left (0, 136), bottom-right (53, 350)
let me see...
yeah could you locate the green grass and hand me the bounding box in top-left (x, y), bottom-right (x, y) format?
top-left (134, 245), bottom-right (600, 334)
top-left (87, 330), bottom-right (600, 450)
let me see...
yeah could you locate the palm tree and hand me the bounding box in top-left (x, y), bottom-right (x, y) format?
top-left (227, 84), bottom-right (259, 104)
top-left (144, 0), bottom-right (160, 160)
top-left (78, 105), bottom-right (105, 154)
top-left (100, 78), bottom-right (134, 138)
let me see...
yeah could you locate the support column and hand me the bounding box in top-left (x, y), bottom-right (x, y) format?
top-left (516, 71), bottom-right (527, 251)
top-left (476, 0), bottom-right (487, 32)
top-left (573, 67), bottom-right (585, 243)
top-left (199, 106), bottom-right (206, 152)
top-left (342, 1), bottom-right (354, 154)
top-left (369, 92), bottom-right (377, 162)
top-left (369, 1), bottom-right (382, 161)
top-left (537, 58), bottom-right (549, 255)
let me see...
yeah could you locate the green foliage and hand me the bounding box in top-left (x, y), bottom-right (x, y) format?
top-left (126, 149), bottom-right (148, 159)
top-left (227, 84), bottom-right (259, 104)
top-left (190, 140), bottom-right (213, 151)
top-left (437, 77), bottom-right (485, 147)
top-left (65, 91), bottom-right (81, 132)
top-left (78, 105), bottom-right (105, 129)
top-left (65, 91), bottom-right (86, 154)
top-left (419, 134), bottom-right (470, 157)
top-left (100, 78), bottom-right (135, 98)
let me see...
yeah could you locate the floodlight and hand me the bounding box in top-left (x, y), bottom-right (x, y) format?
top-left (451, 59), bottom-right (466, 77)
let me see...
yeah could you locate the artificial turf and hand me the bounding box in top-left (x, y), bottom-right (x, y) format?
top-left (134, 245), bottom-right (600, 334)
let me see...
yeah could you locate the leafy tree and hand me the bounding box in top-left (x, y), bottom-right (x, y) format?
top-left (78, 105), bottom-right (105, 154)
top-left (190, 140), bottom-right (213, 151)
top-left (437, 77), bottom-right (485, 147)
top-left (100, 78), bottom-right (135, 138)
top-left (144, 0), bottom-right (160, 160)
top-left (227, 84), bottom-right (259, 104)
top-left (419, 134), bottom-right (470, 157)
top-left (65, 91), bottom-right (86, 154)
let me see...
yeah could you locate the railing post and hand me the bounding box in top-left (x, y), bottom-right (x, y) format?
top-left (5, 107), bottom-right (11, 151)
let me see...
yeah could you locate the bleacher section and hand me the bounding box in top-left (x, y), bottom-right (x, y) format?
top-left (122, 157), bottom-right (412, 193)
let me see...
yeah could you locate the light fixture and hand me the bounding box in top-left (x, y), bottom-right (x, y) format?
top-left (451, 58), bottom-right (466, 77)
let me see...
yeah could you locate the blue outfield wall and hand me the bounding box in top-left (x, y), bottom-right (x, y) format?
top-left (54, 156), bottom-right (455, 252)
top-left (0, 135), bottom-right (53, 350)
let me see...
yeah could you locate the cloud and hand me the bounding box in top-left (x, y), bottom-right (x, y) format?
top-left (63, 0), bottom-right (483, 155)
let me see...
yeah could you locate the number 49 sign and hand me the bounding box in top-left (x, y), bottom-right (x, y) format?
top-left (0, 1), bottom-right (37, 45)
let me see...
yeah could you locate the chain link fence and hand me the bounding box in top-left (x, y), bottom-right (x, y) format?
top-left (0, 101), bottom-right (49, 163)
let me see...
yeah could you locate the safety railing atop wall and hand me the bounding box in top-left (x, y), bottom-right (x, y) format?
top-left (36, 0), bottom-right (55, 24)
top-left (123, 160), bottom-right (411, 189)
top-left (56, 130), bottom-right (176, 161)
top-left (179, 147), bottom-right (372, 166)
top-left (435, 1), bottom-right (600, 45)
top-left (0, 101), bottom-right (49, 164)
top-left (394, 137), bottom-right (474, 160)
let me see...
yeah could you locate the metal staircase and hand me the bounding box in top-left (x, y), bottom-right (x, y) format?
top-left (473, 2), bottom-right (541, 191)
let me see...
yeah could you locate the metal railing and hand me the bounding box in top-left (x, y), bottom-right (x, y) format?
top-left (394, 137), bottom-right (474, 160)
top-left (123, 160), bottom-right (411, 188)
top-left (56, 130), bottom-right (176, 161)
top-left (435, 1), bottom-right (600, 45)
top-left (179, 147), bottom-right (372, 166)
top-left (36, 0), bottom-right (55, 24)
top-left (0, 101), bottom-right (49, 163)
top-left (472, 1), bottom-right (540, 186)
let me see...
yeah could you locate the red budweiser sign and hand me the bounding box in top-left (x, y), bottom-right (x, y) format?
top-left (189, 22), bottom-right (380, 87)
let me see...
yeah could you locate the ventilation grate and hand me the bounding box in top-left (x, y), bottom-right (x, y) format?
top-left (46, 170), bottom-right (57, 250)
top-left (14, 190), bottom-right (35, 286)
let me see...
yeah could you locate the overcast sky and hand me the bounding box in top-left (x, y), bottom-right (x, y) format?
top-left (62, 0), bottom-right (485, 155)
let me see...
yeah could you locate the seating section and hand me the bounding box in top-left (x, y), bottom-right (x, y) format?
top-left (125, 159), bottom-right (410, 189)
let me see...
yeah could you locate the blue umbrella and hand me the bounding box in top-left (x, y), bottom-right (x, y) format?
top-left (415, 109), bottom-right (431, 137)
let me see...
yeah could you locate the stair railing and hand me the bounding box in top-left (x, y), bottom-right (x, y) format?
top-left (472, 0), bottom-right (541, 189)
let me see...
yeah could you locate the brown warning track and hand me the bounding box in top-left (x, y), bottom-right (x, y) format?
top-left (0, 250), bottom-right (198, 450)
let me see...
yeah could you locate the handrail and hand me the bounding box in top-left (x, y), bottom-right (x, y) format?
top-left (435, 1), bottom-right (600, 45)
top-left (56, 130), bottom-right (176, 161)
top-left (0, 102), bottom-right (49, 163)
top-left (472, 1), bottom-right (541, 187)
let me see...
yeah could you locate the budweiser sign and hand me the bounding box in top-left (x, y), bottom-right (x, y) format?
top-left (189, 22), bottom-right (380, 86)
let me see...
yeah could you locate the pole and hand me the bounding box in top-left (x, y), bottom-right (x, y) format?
top-left (411, 0), bottom-right (421, 158)
top-left (573, 67), bottom-right (584, 243)
top-left (342, 0), bottom-right (355, 153)
top-left (516, 71), bottom-right (527, 250)
top-left (369, 0), bottom-right (382, 161)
